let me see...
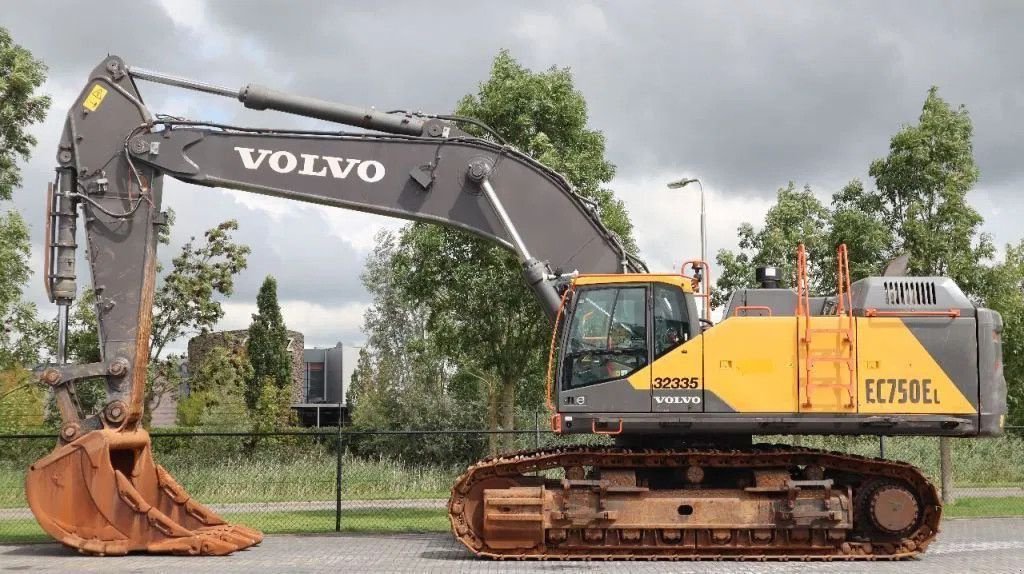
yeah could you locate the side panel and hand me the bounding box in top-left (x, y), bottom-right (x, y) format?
top-left (702, 317), bottom-right (799, 413)
top-left (856, 317), bottom-right (976, 414)
top-left (650, 337), bottom-right (704, 412)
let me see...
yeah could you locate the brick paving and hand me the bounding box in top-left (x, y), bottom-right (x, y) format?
top-left (2, 518), bottom-right (1022, 573)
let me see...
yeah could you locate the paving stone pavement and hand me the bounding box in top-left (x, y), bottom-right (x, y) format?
top-left (2, 518), bottom-right (1023, 573)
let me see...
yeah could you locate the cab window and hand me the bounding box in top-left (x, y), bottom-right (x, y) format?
top-left (654, 283), bottom-right (690, 358)
top-left (564, 286), bottom-right (648, 388)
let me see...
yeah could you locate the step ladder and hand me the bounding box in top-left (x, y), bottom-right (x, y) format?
top-left (798, 244), bottom-right (855, 409)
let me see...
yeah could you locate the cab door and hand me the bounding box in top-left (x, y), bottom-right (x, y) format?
top-left (558, 285), bottom-right (652, 413)
top-left (650, 283), bottom-right (704, 412)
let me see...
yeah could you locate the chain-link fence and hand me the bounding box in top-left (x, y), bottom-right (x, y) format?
top-left (1, 425), bottom-right (1021, 544)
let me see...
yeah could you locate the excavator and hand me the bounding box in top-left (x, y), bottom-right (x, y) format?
top-left (27, 55), bottom-right (1006, 559)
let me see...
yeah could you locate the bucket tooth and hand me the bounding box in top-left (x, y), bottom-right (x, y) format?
top-left (25, 428), bottom-right (262, 555)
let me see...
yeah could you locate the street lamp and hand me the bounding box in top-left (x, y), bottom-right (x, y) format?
top-left (666, 177), bottom-right (707, 268)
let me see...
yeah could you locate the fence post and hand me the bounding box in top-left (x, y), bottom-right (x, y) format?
top-left (940, 437), bottom-right (954, 504)
top-left (335, 424), bottom-right (343, 532)
top-left (535, 411), bottom-right (541, 450)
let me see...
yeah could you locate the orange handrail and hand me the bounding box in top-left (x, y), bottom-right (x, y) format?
top-left (865, 308), bottom-right (960, 318)
top-left (545, 283), bottom-right (576, 421)
top-left (681, 259), bottom-right (712, 320)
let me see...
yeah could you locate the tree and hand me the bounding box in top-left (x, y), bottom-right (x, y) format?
top-left (245, 276), bottom-right (292, 422)
top-left (868, 86), bottom-right (993, 293)
top-left (713, 183), bottom-right (831, 307)
top-left (143, 219), bottom-right (250, 424)
top-left (827, 179), bottom-right (892, 283)
top-left (364, 51), bottom-right (638, 453)
top-left (715, 88), bottom-right (992, 309)
top-left (0, 28), bottom-right (50, 372)
top-left (979, 241), bottom-right (1024, 426)
top-left (0, 27), bottom-right (51, 202)
top-left (347, 232), bottom-right (485, 464)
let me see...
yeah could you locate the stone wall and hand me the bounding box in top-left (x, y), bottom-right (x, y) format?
top-left (187, 329), bottom-right (306, 404)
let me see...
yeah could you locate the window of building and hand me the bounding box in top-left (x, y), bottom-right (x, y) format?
top-left (306, 362), bottom-right (325, 402)
top-left (564, 286), bottom-right (648, 388)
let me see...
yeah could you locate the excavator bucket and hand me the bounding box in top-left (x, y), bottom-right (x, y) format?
top-left (25, 428), bottom-right (262, 555)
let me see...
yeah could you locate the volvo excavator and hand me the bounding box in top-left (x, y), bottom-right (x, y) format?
top-left (26, 55), bottom-right (1006, 559)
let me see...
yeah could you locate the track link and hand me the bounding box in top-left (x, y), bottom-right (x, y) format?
top-left (448, 444), bottom-right (940, 560)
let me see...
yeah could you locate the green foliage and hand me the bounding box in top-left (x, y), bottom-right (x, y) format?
top-left (713, 183), bottom-right (831, 307)
top-left (0, 27), bottom-right (51, 202)
top-left (245, 276), bottom-right (292, 421)
top-left (979, 240), bottom-right (1024, 426)
top-left (142, 219), bottom-right (249, 423)
top-left (251, 377), bottom-right (288, 431)
top-left (0, 30), bottom-right (50, 400)
top-left (715, 87), bottom-right (995, 305)
top-left (0, 210), bottom-right (29, 316)
top-left (43, 292), bottom-right (104, 426)
top-left (868, 87), bottom-right (993, 292)
top-left (347, 232), bottom-right (486, 464)
top-left (0, 368), bottom-right (45, 432)
top-left (178, 344), bottom-right (253, 426)
top-left (455, 50), bottom-right (634, 248)
top-left (827, 179), bottom-right (892, 283)
top-left (150, 220), bottom-right (251, 361)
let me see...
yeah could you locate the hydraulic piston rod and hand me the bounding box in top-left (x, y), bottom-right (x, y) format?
top-left (128, 65), bottom-right (427, 136)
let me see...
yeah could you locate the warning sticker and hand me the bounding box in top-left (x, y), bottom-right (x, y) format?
top-left (83, 84), bottom-right (108, 112)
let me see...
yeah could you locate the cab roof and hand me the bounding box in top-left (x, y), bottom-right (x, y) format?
top-left (572, 273), bottom-right (694, 292)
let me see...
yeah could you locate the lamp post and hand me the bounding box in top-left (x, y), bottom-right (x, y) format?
top-left (666, 177), bottom-right (707, 268)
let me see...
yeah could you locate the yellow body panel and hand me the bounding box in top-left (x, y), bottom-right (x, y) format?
top-left (648, 337), bottom-right (703, 387)
top-left (856, 318), bottom-right (975, 414)
top-left (701, 317), bottom-right (799, 412)
top-left (574, 274), bottom-right (693, 292)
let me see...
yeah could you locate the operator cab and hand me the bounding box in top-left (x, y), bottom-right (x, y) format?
top-left (556, 274), bottom-right (701, 414)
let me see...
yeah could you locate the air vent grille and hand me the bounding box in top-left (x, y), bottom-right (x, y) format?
top-left (882, 280), bottom-right (937, 306)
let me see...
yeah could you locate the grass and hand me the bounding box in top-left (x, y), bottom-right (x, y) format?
top-left (0, 452), bottom-right (456, 508)
top-left (0, 518), bottom-right (45, 544)
top-left (944, 497), bottom-right (1024, 518)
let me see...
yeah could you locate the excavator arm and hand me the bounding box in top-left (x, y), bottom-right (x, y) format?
top-left (29, 55), bottom-right (643, 555)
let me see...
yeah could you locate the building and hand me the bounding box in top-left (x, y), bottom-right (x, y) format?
top-left (181, 330), bottom-right (346, 427)
top-left (293, 343), bottom-right (348, 427)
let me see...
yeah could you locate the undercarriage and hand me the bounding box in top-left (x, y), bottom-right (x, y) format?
top-left (448, 444), bottom-right (939, 560)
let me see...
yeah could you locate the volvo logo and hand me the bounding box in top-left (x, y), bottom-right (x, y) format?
top-left (654, 396), bottom-right (702, 405)
top-left (234, 147), bottom-right (386, 183)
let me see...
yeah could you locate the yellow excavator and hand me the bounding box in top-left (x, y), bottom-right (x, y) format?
top-left (28, 56), bottom-right (1005, 559)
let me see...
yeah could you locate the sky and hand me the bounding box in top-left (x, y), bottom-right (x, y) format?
top-left (4, 1), bottom-right (1023, 387)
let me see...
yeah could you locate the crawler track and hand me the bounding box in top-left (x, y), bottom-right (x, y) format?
top-left (448, 445), bottom-right (940, 560)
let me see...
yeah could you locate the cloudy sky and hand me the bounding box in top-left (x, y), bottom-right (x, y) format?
top-left (4, 1), bottom-right (1023, 384)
